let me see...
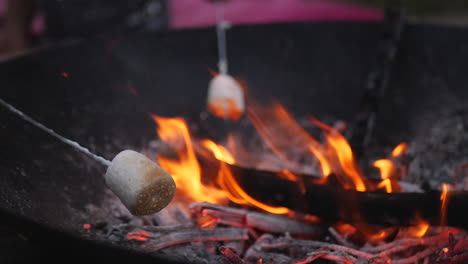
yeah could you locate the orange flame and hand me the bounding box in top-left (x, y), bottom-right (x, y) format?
top-left (373, 142), bottom-right (407, 193)
top-left (373, 159), bottom-right (394, 193)
top-left (202, 140), bottom-right (290, 214)
top-left (152, 114), bottom-right (289, 214)
top-left (247, 102), bottom-right (323, 170)
top-left (150, 114), bottom-right (227, 204)
top-left (309, 117), bottom-right (366, 191)
top-left (440, 183), bottom-right (450, 226)
top-left (407, 213), bottom-right (430, 238)
top-left (391, 142), bottom-right (408, 157)
top-left (247, 102), bottom-right (365, 191)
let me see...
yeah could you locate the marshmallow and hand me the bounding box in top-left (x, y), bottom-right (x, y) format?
top-left (105, 150), bottom-right (176, 216)
top-left (207, 74), bottom-right (245, 121)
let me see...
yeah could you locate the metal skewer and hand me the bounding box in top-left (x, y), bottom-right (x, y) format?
top-left (215, 0), bottom-right (229, 75)
top-left (0, 97), bottom-right (111, 166)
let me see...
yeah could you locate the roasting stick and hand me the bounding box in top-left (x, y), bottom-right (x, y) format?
top-left (215, 0), bottom-right (228, 76)
top-left (0, 98), bottom-right (176, 216)
top-left (207, 0), bottom-right (245, 121)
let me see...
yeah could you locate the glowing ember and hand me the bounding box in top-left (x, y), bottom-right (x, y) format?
top-left (127, 230), bottom-right (151, 241)
top-left (82, 224), bottom-right (91, 229)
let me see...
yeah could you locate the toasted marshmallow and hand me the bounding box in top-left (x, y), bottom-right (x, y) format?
top-left (207, 74), bottom-right (245, 121)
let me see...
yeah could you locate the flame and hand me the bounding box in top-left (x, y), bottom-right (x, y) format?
top-left (200, 139), bottom-right (235, 164)
top-left (372, 142), bottom-right (407, 193)
top-left (247, 102), bottom-right (365, 191)
top-left (202, 140), bottom-right (290, 214)
top-left (440, 183), bottom-right (450, 226)
top-left (407, 214), bottom-right (430, 238)
top-left (151, 97), bottom-right (421, 244)
top-left (151, 114), bottom-right (227, 204)
top-left (309, 116), bottom-right (366, 191)
top-left (247, 102), bottom-right (323, 168)
top-left (308, 146), bottom-right (332, 177)
top-left (373, 159), bottom-right (394, 193)
top-left (152, 114), bottom-right (289, 214)
top-left (391, 142), bottom-right (407, 157)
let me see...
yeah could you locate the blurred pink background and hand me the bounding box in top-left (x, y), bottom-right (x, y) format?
top-left (170, 0), bottom-right (383, 29)
top-left (0, 0), bottom-right (382, 34)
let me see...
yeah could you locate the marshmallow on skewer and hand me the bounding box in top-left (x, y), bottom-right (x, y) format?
top-left (0, 98), bottom-right (176, 216)
top-left (105, 150), bottom-right (176, 216)
top-left (207, 74), bottom-right (245, 121)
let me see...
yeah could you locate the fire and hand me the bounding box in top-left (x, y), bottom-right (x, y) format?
top-left (373, 142), bottom-right (407, 193)
top-left (150, 114), bottom-right (227, 204)
top-left (200, 139), bottom-right (235, 165)
top-left (202, 140), bottom-right (290, 214)
top-left (407, 213), bottom-right (430, 238)
top-left (247, 102), bottom-right (365, 191)
top-left (373, 159), bottom-right (394, 193)
top-left (391, 142), bottom-right (407, 157)
top-left (440, 183), bottom-right (450, 226)
top-left (150, 98), bottom-right (432, 242)
top-left (309, 117), bottom-right (366, 191)
top-left (152, 114), bottom-right (289, 214)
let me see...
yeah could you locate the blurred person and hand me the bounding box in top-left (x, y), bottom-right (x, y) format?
top-left (0, 0), bottom-right (167, 59)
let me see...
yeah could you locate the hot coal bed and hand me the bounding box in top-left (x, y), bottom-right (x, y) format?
top-left (1, 19), bottom-right (468, 264)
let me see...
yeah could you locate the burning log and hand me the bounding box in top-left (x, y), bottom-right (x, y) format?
top-left (227, 164), bottom-right (468, 228)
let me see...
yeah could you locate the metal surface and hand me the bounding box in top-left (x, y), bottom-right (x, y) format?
top-left (0, 22), bottom-right (468, 260)
top-left (348, 1), bottom-right (406, 156)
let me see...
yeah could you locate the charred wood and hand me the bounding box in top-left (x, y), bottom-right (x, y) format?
top-left (138, 226), bottom-right (249, 252)
top-left (190, 202), bottom-right (323, 237)
top-left (228, 164), bottom-right (468, 228)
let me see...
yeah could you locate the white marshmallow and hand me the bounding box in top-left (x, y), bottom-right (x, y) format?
top-left (207, 74), bottom-right (245, 120)
top-left (105, 150), bottom-right (176, 216)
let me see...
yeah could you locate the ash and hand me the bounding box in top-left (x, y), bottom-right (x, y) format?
top-left (407, 109), bottom-right (468, 190)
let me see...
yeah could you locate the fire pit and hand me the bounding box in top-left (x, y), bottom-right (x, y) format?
top-left (1, 18), bottom-right (468, 263)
